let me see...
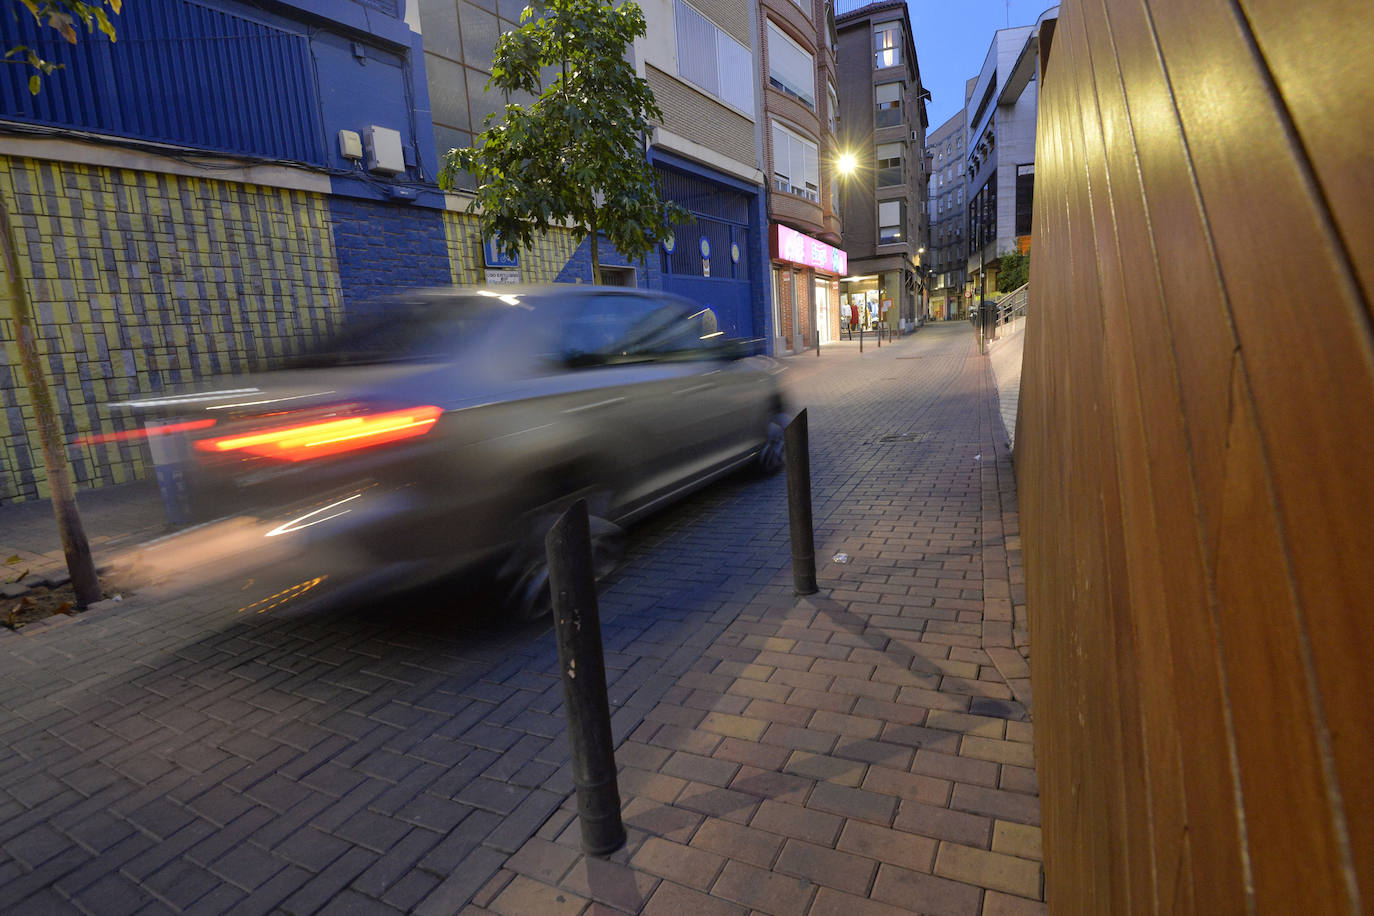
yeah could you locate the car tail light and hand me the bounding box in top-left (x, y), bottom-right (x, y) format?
top-left (195, 406), bottom-right (442, 462)
top-left (75, 418), bottom-right (217, 447)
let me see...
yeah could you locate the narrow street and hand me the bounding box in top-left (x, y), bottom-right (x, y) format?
top-left (0, 322), bottom-right (1036, 915)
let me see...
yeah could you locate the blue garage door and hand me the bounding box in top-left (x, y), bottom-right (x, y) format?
top-left (656, 168), bottom-right (756, 340)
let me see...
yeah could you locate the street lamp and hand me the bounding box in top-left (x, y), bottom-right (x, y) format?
top-left (832, 150), bottom-right (859, 340)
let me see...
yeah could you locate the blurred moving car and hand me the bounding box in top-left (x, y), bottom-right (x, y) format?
top-left (117, 286), bottom-right (788, 617)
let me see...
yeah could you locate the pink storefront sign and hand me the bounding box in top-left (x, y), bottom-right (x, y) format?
top-left (770, 223), bottom-right (848, 276)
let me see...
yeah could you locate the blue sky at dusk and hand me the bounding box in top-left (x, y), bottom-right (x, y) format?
top-left (906, 0), bottom-right (1059, 131)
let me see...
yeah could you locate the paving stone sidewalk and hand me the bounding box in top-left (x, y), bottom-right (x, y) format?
top-left (0, 322), bottom-right (1036, 914)
top-left (470, 325), bottom-right (1040, 915)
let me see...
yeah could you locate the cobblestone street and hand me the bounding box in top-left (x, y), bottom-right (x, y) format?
top-left (0, 322), bottom-right (1036, 914)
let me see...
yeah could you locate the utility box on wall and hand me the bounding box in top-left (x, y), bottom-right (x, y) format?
top-left (364, 126), bottom-right (405, 174)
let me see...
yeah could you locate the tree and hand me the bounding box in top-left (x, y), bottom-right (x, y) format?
top-left (5, 1), bottom-right (122, 93)
top-left (997, 249), bottom-right (1029, 293)
top-left (2, 0), bottom-right (125, 607)
top-left (439, 0), bottom-right (685, 283)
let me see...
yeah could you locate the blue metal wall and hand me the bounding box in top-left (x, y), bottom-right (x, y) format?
top-left (648, 150), bottom-right (769, 347)
top-left (0, 0), bottom-right (437, 190)
top-left (0, 0), bottom-right (325, 164)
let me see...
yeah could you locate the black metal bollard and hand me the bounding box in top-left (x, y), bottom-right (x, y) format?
top-left (859, 326), bottom-right (864, 353)
top-left (785, 410), bottom-right (818, 596)
top-left (546, 500), bottom-right (626, 857)
top-left (815, 328), bottom-right (820, 357)
top-left (877, 321), bottom-right (882, 348)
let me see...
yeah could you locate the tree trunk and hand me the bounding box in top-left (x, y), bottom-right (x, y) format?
top-left (0, 185), bottom-right (101, 607)
top-left (589, 208), bottom-right (601, 285)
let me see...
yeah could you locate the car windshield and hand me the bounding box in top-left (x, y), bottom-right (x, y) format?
top-left (284, 295), bottom-right (503, 368)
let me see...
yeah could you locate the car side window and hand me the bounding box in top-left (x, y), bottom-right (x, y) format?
top-left (559, 294), bottom-right (682, 366)
top-left (632, 307), bottom-right (726, 360)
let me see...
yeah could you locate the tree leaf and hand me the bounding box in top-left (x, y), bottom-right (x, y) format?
top-left (28, 74), bottom-right (41, 95)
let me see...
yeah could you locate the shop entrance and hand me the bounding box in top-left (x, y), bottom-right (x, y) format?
top-left (815, 279), bottom-right (833, 345)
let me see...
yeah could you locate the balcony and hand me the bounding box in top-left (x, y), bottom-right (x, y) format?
top-left (773, 177), bottom-right (820, 203)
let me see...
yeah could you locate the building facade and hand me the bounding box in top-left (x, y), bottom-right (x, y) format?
top-left (758, 0), bottom-right (847, 353)
top-left (964, 13), bottom-right (1053, 301)
top-left (834, 0), bottom-right (928, 334)
top-left (927, 109), bottom-right (968, 320)
top-left (636, 0), bottom-right (771, 340)
top-left (420, 0), bottom-right (774, 343)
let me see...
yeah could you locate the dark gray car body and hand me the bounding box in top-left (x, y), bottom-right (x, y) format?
top-left (123, 286), bottom-right (788, 611)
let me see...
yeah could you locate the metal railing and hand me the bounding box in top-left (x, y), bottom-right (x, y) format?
top-left (995, 283), bottom-right (1029, 330)
top-left (974, 283), bottom-right (1029, 354)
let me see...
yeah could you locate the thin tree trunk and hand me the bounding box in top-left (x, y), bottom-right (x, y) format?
top-left (589, 208), bottom-right (601, 285)
top-left (0, 185), bottom-right (101, 606)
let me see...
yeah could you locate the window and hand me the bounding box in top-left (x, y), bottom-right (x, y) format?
top-left (676, 0), bottom-right (754, 116)
top-left (879, 200), bottom-right (905, 243)
top-left (767, 22), bottom-right (815, 108)
top-left (1015, 164), bottom-right (1035, 236)
top-left (558, 295), bottom-right (675, 365)
top-left (876, 142), bottom-right (902, 187)
top-left (874, 23), bottom-right (901, 69)
top-left (875, 82), bottom-right (902, 128)
top-left (827, 82), bottom-right (838, 134)
top-left (772, 121), bottom-right (819, 202)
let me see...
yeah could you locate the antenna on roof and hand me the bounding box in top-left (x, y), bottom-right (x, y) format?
top-left (1006, 1), bottom-right (1010, 27)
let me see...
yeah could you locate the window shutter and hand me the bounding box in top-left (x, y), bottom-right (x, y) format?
top-left (718, 33), bottom-right (754, 116)
top-left (767, 22), bottom-right (816, 108)
top-left (676, 0), bottom-right (719, 96)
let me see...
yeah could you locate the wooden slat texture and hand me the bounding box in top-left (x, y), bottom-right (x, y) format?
top-left (1237, 0), bottom-right (1374, 308)
top-left (1021, 0), bottom-right (1373, 910)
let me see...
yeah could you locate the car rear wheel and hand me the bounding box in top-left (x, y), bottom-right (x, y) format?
top-left (757, 411), bottom-right (788, 476)
top-left (508, 513), bottom-right (624, 622)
